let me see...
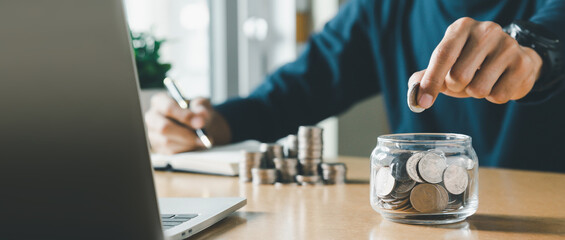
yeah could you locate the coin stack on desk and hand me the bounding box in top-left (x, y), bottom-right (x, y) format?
top-left (321, 162), bottom-right (347, 184)
top-left (248, 144), bottom-right (284, 185)
top-left (251, 168), bottom-right (277, 185)
top-left (274, 157), bottom-right (298, 183)
top-left (239, 151), bottom-right (263, 182)
top-left (260, 143), bottom-right (284, 169)
top-left (374, 151), bottom-right (470, 212)
top-left (241, 126), bottom-right (348, 186)
top-left (296, 126), bottom-right (324, 185)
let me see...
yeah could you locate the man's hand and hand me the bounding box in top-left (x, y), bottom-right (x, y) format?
top-left (409, 17), bottom-right (543, 108)
top-left (144, 93), bottom-right (231, 154)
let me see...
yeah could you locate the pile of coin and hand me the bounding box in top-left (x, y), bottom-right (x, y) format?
top-left (240, 126), bottom-right (348, 186)
top-left (297, 126), bottom-right (323, 184)
top-left (274, 157), bottom-right (298, 183)
top-left (321, 163), bottom-right (346, 184)
top-left (251, 168), bottom-right (277, 185)
top-left (239, 151), bottom-right (263, 182)
top-left (260, 143), bottom-right (284, 169)
top-left (374, 150), bottom-right (470, 213)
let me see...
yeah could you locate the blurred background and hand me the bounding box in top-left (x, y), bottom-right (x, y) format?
top-left (125, 0), bottom-right (389, 158)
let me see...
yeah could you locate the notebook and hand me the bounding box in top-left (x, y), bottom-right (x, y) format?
top-left (151, 140), bottom-right (261, 176)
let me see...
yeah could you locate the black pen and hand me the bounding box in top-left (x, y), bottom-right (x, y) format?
top-left (163, 77), bottom-right (213, 149)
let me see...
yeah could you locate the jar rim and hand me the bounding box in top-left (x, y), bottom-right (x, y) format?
top-left (377, 133), bottom-right (471, 144)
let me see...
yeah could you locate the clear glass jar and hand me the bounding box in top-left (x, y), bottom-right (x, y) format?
top-left (370, 133), bottom-right (478, 224)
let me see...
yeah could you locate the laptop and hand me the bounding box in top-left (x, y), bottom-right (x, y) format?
top-left (0, 1), bottom-right (245, 239)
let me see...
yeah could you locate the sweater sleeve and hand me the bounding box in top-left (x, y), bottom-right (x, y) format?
top-left (215, 0), bottom-right (380, 143)
top-left (518, 0), bottom-right (565, 104)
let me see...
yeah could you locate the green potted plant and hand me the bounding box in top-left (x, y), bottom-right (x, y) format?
top-left (130, 31), bottom-right (171, 89)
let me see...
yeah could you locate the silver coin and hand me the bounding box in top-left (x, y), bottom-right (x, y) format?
top-left (394, 179), bottom-right (416, 193)
top-left (443, 165), bottom-right (469, 195)
top-left (410, 184), bottom-right (442, 213)
top-left (407, 81), bottom-right (425, 113)
top-left (375, 167), bottom-right (396, 197)
top-left (391, 189), bottom-right (411, 199)
top-left (418, 152), bottom-right (447, 183)
top-left (434, 184), bottom-right (449, 211)
top-left (406, 152), bottom-right (426, 183)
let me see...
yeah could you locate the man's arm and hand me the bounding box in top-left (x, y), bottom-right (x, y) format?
top-left (215, 0), bottom-right (380, 143)
top-left (410, 1), bottom-right (565, 109)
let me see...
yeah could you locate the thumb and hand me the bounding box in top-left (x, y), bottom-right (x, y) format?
top-left (188, 98), bottom-right (212, 129)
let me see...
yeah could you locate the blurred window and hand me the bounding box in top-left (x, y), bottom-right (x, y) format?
top-left (125, 0), bottom-right (210, 98)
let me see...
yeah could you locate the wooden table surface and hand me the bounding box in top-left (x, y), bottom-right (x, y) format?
top-left (154, 156), bottom-right (565, 240)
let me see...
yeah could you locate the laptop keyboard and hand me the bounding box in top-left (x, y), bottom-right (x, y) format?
top-left (161, 214), bottom-right (198, 230)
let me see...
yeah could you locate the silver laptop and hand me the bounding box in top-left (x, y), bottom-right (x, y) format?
top-left (0, 1), bottom-right (245, 239)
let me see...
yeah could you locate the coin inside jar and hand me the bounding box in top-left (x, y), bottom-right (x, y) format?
top-left (375, 167), bottom-right (396, 197)
top-left (391, 152), bottom-right (412, 182)
top-left (418, 152), bottom-right (447, 183)
top-left (443, 165), bottom-right (469, 195)
top-left (406, 152), bottom-right (426, 183)
top-left (410, 184), bottom-right (447, 213)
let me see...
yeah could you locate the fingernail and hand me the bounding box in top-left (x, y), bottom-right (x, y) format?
top-left (191, 117), bottom-right (204, 128)
top-left (418, 93), bottom-right (434, 109)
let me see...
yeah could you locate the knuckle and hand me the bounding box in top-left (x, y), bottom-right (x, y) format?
top-left (466, 85), bottom-right (490, 98)
top-left (448, 68), bottom-right (472, 83)
top-left (503, 35), bottom-right (518, 47)
top-left (521, 55), bottom-right (533, 67)
top-left (433, 47), bottom-right (456, 64)
top-left (456, 17), bottom-right (475, 27)
top-left (480, 21), bottom-right (502, 34)
top-left (447, 17), bottom-right (474, 34)
top-left (513, 55), bottom-right (529, 71)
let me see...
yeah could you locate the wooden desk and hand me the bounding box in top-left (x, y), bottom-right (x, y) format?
top-left (154, 156), bottom-right (565, 239)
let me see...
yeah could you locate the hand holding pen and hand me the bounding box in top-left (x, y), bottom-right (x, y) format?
top-left (145, 78), bottom-right (235, 154)
top-left (163, 78), bottom-right (213, 149)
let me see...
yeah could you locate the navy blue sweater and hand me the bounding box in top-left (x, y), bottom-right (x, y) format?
top-left (215, 0), bottom-right (565, 172)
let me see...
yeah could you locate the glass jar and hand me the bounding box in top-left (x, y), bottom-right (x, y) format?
top-left (370, 133), bottom-right (478, 224)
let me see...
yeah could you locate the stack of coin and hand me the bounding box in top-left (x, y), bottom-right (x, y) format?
top-left (374, 151), bottom-right (470, 213)
top-left (239, 151), bottom-right (263, 182)
top-left (260, 143), bottom-right (284, 169)
top-left (321, 162), bottom-right (347, 184)
top-left (251, 168), bottom-right (277, 185)
top-left (274, 158), bottom-right (298, 183)
top-left (297, 126), bottom-right (323, 178)
top-left (284, 134), bottom-right (298, 158)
